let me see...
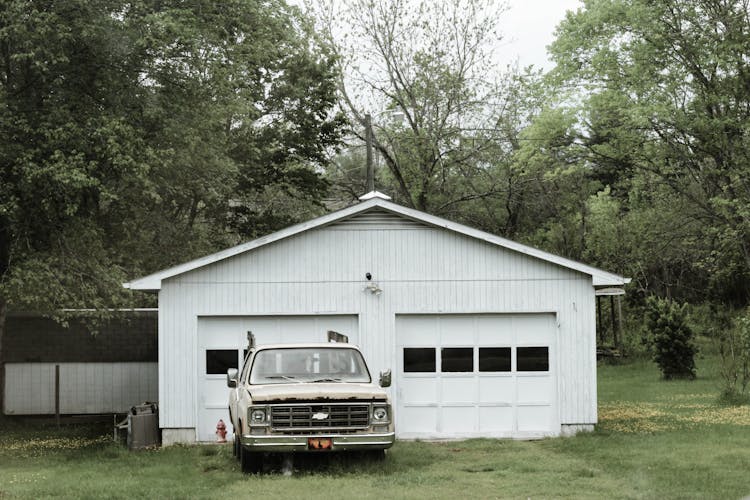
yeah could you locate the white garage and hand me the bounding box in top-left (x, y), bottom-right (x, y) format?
top-left (125, 191), bottom-right (628, 444)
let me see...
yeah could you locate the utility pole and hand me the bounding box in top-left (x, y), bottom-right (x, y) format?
top-left (365, 113), bottom-right (374, 192)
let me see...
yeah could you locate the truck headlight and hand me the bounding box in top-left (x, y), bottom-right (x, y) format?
top-left (372, 407), bottom-right (388, 421)
top-left (250, 409), bottom-right (266, 424)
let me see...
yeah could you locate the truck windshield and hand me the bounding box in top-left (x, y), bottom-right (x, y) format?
top-left (249, 347), bottom-right (371, 385)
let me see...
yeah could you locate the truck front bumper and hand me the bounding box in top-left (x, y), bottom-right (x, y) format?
top-left (241, 432), bottom-right (395, 452)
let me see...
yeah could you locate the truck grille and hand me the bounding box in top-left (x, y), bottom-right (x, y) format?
top-left (270, 403), bottom-right (370, 431)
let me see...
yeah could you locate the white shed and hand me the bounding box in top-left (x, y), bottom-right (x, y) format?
top-left (125, 192), bottom-right (629, 444)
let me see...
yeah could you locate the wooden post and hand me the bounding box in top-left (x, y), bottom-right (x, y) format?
top-left (610, 296), bottom-right (616, 346)
top-left (365, 113), bottom-right (374, 192)
top-left (55, 364), bottom-right (60, 428)
top-left (616, 295), bottom-right (623, 351)
top-left (596, 296), bottom-right (603, 344)
top-left (0, 298), bottom-right (6, 415)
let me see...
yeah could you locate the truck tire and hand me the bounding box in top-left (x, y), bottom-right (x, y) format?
top-left (239, 437), bottom-right (263, 474)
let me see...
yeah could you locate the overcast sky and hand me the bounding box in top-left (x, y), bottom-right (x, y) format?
top-left (497, 0), bottom-right (582, 70)
top-left (300, 0), bottom-right (585, 71)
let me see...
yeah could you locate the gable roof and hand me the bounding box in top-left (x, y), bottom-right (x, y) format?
top-left (124, 192), bottom-right (630, 291)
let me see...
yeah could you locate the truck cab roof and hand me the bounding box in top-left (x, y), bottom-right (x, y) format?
top-left (251, 342), bottom-right (361, 351)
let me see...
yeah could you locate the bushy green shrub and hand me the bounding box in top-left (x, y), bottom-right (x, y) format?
top-left (644, 296), bottom-right (697, 379)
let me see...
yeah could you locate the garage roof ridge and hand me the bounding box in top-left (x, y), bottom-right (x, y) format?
top-left (124, 197), bottom-right (629, 291)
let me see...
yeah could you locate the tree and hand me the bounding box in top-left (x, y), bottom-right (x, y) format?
top-left (548, 0), bottom-right (750, 304)
top-left (509, 105), bottom-right (602, 258)
top-left (318, 0), bottom-right (530, 225)
top-left (0, 0), bottom-right (344, 407)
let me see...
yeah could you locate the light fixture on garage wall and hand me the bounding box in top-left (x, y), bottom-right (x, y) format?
top-left (364, 282), bottom-right (382, 296)
top-left (363, 272), bottom-right (382, 296)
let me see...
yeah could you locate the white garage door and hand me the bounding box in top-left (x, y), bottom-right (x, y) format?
top-left (396, 314), bottom-right (558, 439)
top-left (197, 315), bottom-right (358, 442)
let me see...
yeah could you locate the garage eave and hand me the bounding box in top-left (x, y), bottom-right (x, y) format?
top-left (592, 275), bottom-right (631, 288)
top-left (378, 201), bottom-right (630, 289)
top-left (123, 278), bottom-right (161, 291)
top-left (123, 195), bottom-right (630, 291)
top-left (595, 286), bottom-right (628, 296)
top-left (123, 198), bottom-right (387, 291)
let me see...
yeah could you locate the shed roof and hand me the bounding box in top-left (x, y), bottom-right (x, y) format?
top-left (124, 192), bottom-right (630, 291)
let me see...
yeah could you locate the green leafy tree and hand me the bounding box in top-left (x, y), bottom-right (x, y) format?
top-left (510, 105), bottom-right (601, 259)
top-left (318, 0), bottom-right (530, 225)
top-left (0, 0), bottom-right (344, 407)
top-left (548, 0), bottom-right (750, 304)
top-left (645, 297), bottom-right (697, 379)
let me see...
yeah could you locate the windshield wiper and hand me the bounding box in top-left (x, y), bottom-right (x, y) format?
top-left (310, 377), bottom-right (343, 383)
top-left (264, 375), bottom-right (302, 383)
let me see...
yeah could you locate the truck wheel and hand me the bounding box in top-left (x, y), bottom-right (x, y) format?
top-left (233, 433), bottom-right (239, 459)
top-left (366, 450), bottom-right (386, 462)
top-left (239, 438), bottom-right (263, 474)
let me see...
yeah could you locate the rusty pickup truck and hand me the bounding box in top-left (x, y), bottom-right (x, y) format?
top-left (227, 332), bottom-right (394, 473)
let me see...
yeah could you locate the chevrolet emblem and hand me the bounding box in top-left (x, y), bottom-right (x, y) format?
top-left (311, 412), bottom-right (329, 420)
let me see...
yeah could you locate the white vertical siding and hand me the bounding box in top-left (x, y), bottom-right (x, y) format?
top-left (4, 362), bottom-right (157, 415)
top-left (160, 222), bottom-right (598, 431)
top-left (158, 283), bottom-right (196, 429)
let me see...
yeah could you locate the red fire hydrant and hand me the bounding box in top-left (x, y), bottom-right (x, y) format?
top-left (216, 419), bottom-right (227, 443)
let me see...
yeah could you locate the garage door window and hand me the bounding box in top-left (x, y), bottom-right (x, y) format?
top-left (441, 348), bottom-right (473, 372)
top-left (517, 347), bottom-right (549, 372)
top-left (479, 347), bottom-right (511, 372)
top-left (404, 346), bottom-right (549, 373)
top-left (206, 349), bottom-right (239, 375)
top-left (404, 348), bottom-right (436, 372)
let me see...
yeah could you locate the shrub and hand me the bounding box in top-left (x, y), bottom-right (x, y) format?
top-left (716, 310), bottom-right (750, 403)
top-left (644, 296), bottom-right (696, 380)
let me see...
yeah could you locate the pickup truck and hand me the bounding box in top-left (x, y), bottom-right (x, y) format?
top-left (227, 332), bottom-right (395, 473)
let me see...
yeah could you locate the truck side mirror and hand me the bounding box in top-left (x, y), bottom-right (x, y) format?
top-left (227, 368), bottom-right (238, 388)
top-left (379, 369), bottom-right (392, 388)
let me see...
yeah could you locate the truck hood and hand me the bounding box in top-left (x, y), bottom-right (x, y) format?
top-left (249, 383), bottom-right (388, 403)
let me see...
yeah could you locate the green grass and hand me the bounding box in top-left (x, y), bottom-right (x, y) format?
top-left (1, 356), bottom-right (749, 499)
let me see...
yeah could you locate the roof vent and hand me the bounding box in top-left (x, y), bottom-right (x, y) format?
top-left (358, 191), bottom-right (392, 201)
